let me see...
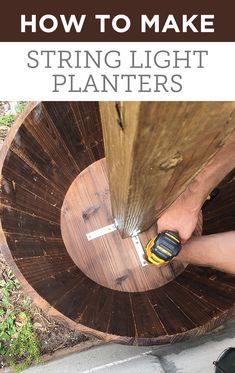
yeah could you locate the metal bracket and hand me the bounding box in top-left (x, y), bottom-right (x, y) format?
top-left (86, 223), bottom-right (117, 241)
top-left (131, 235), bottom-right (148, 266)
top-left (86, 223), bottom-right (148, 267)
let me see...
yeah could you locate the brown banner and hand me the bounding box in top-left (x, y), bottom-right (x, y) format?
top-left (0, 0), bottom-right (234, 42)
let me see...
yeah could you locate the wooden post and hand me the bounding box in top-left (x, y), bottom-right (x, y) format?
top-left (100, 102), bottom-right (235, 237)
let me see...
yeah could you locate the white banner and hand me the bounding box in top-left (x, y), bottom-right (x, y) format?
top-left (0, 42), bottom-right (234, 100)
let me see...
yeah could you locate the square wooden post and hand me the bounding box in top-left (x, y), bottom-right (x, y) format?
top-left (100, 102), bottom-right (235, 237)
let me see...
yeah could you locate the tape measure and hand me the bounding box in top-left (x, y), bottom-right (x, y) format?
top-left (145, 230), bottom-right (181, 266)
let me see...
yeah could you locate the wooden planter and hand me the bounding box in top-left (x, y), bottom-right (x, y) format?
top-left (1, 101), bottom-right (235, 346)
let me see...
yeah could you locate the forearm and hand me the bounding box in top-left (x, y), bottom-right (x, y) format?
top-left (176, 232), bottom-right (235, 274)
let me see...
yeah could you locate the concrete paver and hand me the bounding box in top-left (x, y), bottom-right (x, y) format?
top-left (152, 317), bottom-right (235, 372)
top-left (25, 317), bottom-right (235, 373)
top-left (26, 345), bottom-right (162, 373)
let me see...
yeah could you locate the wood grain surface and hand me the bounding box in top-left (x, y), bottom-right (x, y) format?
top-left (0, 102), bottom-right (235, 346)
top-left (100, 102), bottom-right (235, 237)
top-left (61, 158), bottom-right (189, 292)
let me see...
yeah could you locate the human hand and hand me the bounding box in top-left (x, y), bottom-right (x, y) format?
top-left (157, 192), bottom-right (201, 243)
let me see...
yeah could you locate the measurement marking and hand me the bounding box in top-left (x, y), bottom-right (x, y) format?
top-left (86, 223), bottom-right (117, 240)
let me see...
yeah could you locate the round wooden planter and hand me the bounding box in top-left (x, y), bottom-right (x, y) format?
top-left (1, 102), bottom-right (235, 346)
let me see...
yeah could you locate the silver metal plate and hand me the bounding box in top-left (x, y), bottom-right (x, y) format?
top-left (132, 235), bottom-right (148, 267)
top-left (86, 223), bottom-right (117, 241)
top-left (87, 223), bottom-right (148, 267)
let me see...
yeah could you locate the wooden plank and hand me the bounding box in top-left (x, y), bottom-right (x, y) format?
top-left (15, 256), bottom-right (75, 285)
top-left (80, 287), bottom-right (114, 333)
top-left (100, 102), bottom-right (235, 236)
top-left (2, 162), bottom-right (64, 206)
top-left (130, 293), bottom-right (167, 338)
top-left (147, 287), bottom-right (196, 335)
top-left (176, 269), bottom-right (235, 311)
top-left (33, 266), bottom-right (81, 303)
top-left (203, 168), bottom-right (235, 234)
top-left (1, 181), bottom-right (60, 223)
top-left (6, 235), bottom-right (65, 258)
top-left (11, 123), bottom-right (77, 191)
top-left (1, 208), bottom-right (61, 237)
top-left (43, 102), bottom-right (104, 166)
top-left (108, 292), bottom-right (136, 337)
top-left (54, 277), bottom-right (100, 321)
top-left (163, 282), bottom-right (221, 325)
top-left (192, 267), bottom-right (235, 289)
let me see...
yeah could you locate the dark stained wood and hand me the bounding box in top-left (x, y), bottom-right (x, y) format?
top-left (193, 266), bottom-right (235, 290)
top-left (108, 292), bottom-right (136, 337)
top-left (162, 282), bottom-right (220, 325)
top-left (27, 266), bottom-right (80, 304)
top-left (79, 286), bottom-right (114, 333)
top-left (177, 269), bottom-right (235, 311)
top-left (61, 158), bottom-right (189, 292)
top-left (203, 168), bottom-right (235, 234)
top-left (147, 288), bottom-right (196, 335)
top-left (100, 102), bottom-right (235, 237)
top-left (1, 181), bottom-right (60, 223)
top-left (0, 102), bottom-right (235, 346)
top-left (15, 257), bottom-right (76, 286)
top-left (130, 293), bottom-right (168, 338)
top-left (5, 235), bottom-right (65, 259)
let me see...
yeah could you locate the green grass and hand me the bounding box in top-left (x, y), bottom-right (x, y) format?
top-left (15, 101), bottom-right (27, 114)
top-left (5, 313), bottom-right (41, 372)
top-left (0, 113), bottom-right (15, 126)
top-left (0, 272), bottom-right (41, 372)
top-left (0, 102), bottom-right (27, 126)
